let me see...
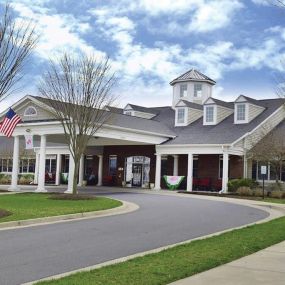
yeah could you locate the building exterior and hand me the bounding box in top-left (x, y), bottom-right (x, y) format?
top-left (0, 69), bottom-right (284, 193)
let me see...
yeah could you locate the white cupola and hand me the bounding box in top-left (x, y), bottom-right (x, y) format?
top-left (170, 69), bottom-right (216, 108)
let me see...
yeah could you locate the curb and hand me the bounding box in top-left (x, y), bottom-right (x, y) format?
top-left (0, 199), bottom-right (139, 231)
top-left (22, 197), bottom-right (285, 285)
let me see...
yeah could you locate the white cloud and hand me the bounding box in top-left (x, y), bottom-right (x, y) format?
top-left (251, 0), bottom-right (271, 6)
top-left (11, 1), bottom-right (104, 60)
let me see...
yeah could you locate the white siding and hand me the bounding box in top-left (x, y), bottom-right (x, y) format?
top-left (216, 106), bottom-right (233, 124)
top-left (248, 103), bottom-right (264, 122)
top-left (187, 108), bottom-right (203, 124)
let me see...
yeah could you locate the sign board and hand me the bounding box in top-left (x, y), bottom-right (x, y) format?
top-left (261, 166), bottom-right (267, 175)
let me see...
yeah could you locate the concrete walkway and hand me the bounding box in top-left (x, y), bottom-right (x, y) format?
top-left (170, 240), bottom-right (285, 285)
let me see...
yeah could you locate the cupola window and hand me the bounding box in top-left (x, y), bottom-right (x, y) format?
top-left (194, 83), bottom-right (202, 97)
top-left (180, 84), bottom-right (187, 97)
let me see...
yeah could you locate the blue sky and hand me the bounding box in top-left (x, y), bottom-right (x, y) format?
top-left (1, 0), bottom-right (285, 111)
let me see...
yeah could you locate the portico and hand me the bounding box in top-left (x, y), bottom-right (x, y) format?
top-left (154, 144), bottom-right (244, 192)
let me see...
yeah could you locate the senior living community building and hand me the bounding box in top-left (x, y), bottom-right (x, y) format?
top-left (0, 69), bottom-right (285, 193)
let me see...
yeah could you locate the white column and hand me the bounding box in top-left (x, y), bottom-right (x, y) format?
top-left (34, 153), bottom-right (39, 184)
top-left (154, 153), bottom-right (161, 190)
top-left (186, 153), bottom-right (193, 192)
top-left (55, 154), bottom-right (61, 185)
top-left (35, 135), bottom-right (47, 192)
top-left (97, 155), bottom-right (103, 186)
top-left (173, 155), bottom-right (178, 176)
top-left (65, 154), bottom-right (75, 193)
top-left (8, 136), bottom-right (20, 191)
top-left (78, 154), bottom-right (84, 186)
top-left (222, 152), bottom-right (229, 192)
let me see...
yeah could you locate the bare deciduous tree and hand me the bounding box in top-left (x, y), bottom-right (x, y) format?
top-left (38, 53), bottom-right (116, 195)
top-left (246, 126), bottom-right (285, 182)
top-left (0, 3), bottom-right (37, 101)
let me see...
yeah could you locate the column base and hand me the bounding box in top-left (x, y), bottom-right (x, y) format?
top-left (96, 183), bottom-right (102, 187)
top-left (153, 187), bottom-right (161, 191)
top-left (64, 189), bottom-right (73, 194)
top-left (8, 185), bottom-right (20, 192)
top-left (35, 187), bottom-right (48, 193)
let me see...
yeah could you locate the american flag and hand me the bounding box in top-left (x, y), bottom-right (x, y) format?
top-left (0, 108), bottom-right (21, 138)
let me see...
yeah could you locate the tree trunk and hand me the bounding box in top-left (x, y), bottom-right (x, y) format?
top-left (72, 158), bottom-right (80, 195)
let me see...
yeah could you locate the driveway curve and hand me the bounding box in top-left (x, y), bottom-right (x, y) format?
top-left (0, 189), bottom-right (269, 285)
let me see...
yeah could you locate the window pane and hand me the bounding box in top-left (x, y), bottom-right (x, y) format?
top-left (237, 104), bottom-right (246, 121)
top-left (206, 106), bottom-right (214, 122)
top-left (180, 84), bottom-right (187, 97)
top-left (194, 83), bottom-right (202, 97)
top-left (8, 159), bottom-right (12, 172)
top-left (28, 159), bottom-right (35, 172)
top-left (177, 109), bottom-right (185, 123)
top-left (109, 156), bottom-right (117, 176)
top-left (22, 159), bottom-right (28, 173)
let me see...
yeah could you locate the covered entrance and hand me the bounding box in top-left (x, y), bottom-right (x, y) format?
top-left (125, 156), bottom-right (151, 187)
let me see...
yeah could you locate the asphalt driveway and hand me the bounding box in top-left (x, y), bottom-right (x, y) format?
top-left (0, 189), bottom-right (269, 285)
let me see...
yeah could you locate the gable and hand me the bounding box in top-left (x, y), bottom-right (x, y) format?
top-left (1, 97), bottom-right (57, 122)
top-left (204, 97), bottom-right (215, 105)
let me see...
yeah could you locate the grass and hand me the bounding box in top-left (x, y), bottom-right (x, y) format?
top-left (264, 197), bottom-right (285, 204)
top-left (0, 193), bottom-right (122, 223)
top-left (37, 216), bottom-right (285, 285)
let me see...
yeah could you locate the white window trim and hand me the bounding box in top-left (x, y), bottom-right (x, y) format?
top-left (24, 106), bottom-right (37, 117)
top-left (175, 107), bottom-right (188, 126)
top-left (234, 103), bottom-right (248, 124)
top-left (203, 105), bottom-right (217, 125)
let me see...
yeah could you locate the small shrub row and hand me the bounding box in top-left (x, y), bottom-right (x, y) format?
top-left (236, 186), bottom-right (285, 199)
top-left (0, 174), bottom-right (34, 185)
top-left (228, 178), bottom-right (259, 192)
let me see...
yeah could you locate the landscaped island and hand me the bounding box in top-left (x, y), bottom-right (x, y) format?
top-left (0, 193), bottom-right (122, 223)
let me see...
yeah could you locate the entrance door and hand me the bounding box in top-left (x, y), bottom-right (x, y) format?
top-left (132, 164), bottom-right (142, 187)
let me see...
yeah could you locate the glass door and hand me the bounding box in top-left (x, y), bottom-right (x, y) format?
top-left (132, 164), bottom-right (142, 187)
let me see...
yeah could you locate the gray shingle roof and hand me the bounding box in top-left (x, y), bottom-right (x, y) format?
top-left (163, 99), bottom-right (284, 145)
top-left (236, 95), bottom-right (265, 107)
top-left (170, 69), bottom-right (216, 85)
top-left (177, 100), bottom-right (203, 110)
top-left (33, 96), bottom-right (176, 137)
top-left (125, 104), bottom-right (158, 115)
top-left (205, 98), bottom-right (234, 109)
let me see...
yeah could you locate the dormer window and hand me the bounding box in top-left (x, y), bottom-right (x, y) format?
top-left (237, 104), bottom-right (246, 121)
top-left (24, 106), bottom-right (37, 117)
top-left (180, 84), bottom-right (187, 97)
top-left (177, 108), bottom-right (185, 123)
top-left (234, 103), bottom-right (249, 124)
top-left (194, 83), bottom-right (202, 97)
top-left (205, 106), bottom-right (214, 123)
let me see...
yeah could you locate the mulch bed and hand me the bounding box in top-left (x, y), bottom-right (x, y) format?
top-left (0, 209), bottom-right (12, 218)
top-left (48, 194), bottom-right (96, 201)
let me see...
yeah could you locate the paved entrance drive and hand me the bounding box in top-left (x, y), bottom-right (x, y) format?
top-left (0, 188), bottom-right (268, 285)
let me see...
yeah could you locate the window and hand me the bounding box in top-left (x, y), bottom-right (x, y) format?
top-left (124, 111), bottom-right (132, 116)
top-left (177, 108), bottom-right (185, 124)
top-left (109, 155), bottom-right (117, 176)
top-left (180, 84), bottom-right (187, 97)
top-left (205, 106), bottom-right (214, 123)
top-left (24, 106), bottom-right (37, 116)
top-left (194, 83), bottom-right (202, 97)
top-left (236, 104), bottom-right (246, 121)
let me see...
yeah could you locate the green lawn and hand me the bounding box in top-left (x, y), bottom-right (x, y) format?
top-left (264, 198), bottom-right (285, 204)
top-left (0, 193), bottom-right (122, 223)
top-left (37, 216), bottom-right (285, 285)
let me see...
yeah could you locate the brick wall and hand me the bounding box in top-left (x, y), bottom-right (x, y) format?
top-left (103, 145), bottom-right (156, 186)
